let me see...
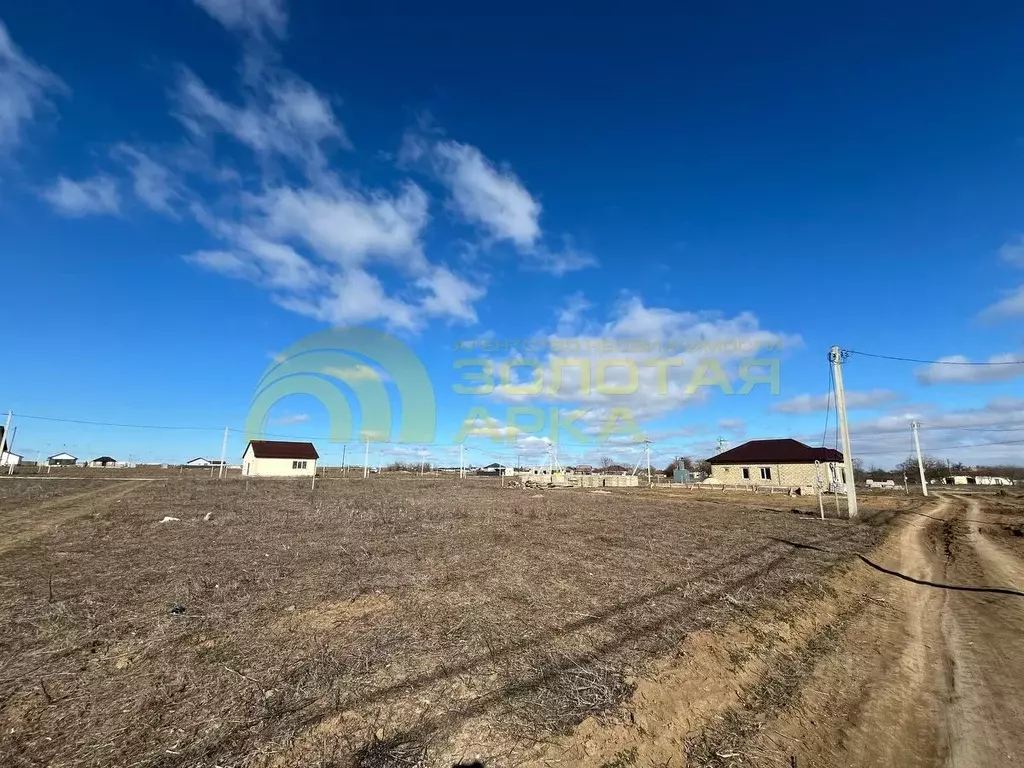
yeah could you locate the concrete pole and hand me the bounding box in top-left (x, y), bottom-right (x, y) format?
top-left (363, 439), bottom-right (369, 479)
top-left (459, 443), bottom-right (465, 480)
top-left (341, 444), bottom-right (347, 475)
top-left (815, 460), bottom-right (825, 520)
top-left (645, 440), bottom-right (652, 487)
top-left (218, 426), bottom-right (229, 479)
top-left (912, 420), bottom-right (928, 497)
top-left (1, 411), bottom-right (11, 467)
top-left (829, 346), bottom-right (859, 519)
top-left (6, 426), bottom-right (16, 475)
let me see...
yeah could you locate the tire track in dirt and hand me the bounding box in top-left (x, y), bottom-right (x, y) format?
top-left (0, 481), bottom-right (152, 556)
top-left (753, 494), bottom-right (1024, 767)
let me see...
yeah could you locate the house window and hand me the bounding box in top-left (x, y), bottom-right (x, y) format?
top-left (292, 460), bottom-right (307, 469)
top-left (760, 467), bottom-right (772, 480)
top-left (741, 467), bottom-right (750, 479)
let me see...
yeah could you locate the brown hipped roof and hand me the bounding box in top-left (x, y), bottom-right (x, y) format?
top-left (707, 439), bottom-right (842, 465)
top-left (245, 440), bottom-right (319, 460)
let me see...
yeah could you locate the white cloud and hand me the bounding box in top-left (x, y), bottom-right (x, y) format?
top-left (915, 353), bottom-right (1024, 385)
top-left (254, 181), bottom-right (428, 267)
top-left (432, 140), bottom-right (542, 248)
top-left (556, 292), bottom-right (591, 335)
top-left (772, 388), bottom-right (901, 414)
top-left (186, 250), bottom-right (259, 282)
top-left (193, 0), bottom-right (287, 38)
top-left (841, 397), bottom-right (1024, 467)
top-left (416, 266), bottom-right (485, 324)
top-left (999, 237), bottom-right (1024, 268)
top-left (322, 364), bottom-right (383, 382)
top-left (171, 60), bottom-right (487, 331)
top-left (112, 145), bottom-right (180, 216)
top-left (528, 239), bottom-right (598, 275)
top-left (174, 68), bottom-right (348, 171)
top-left (481, 297), bottom-right (800, 439)
top-left (272, 413), bottom-right (309, 425)
top-left (459, 414), bottom-right (521, 440)
top-left (0, 20), bottom-right (65, 155)
top-left (718, 418), bottom-right (747, 436)
top-left (42, 175), bottom-right (120, 217)
top-left (978, 238), bottom-right (1024, 321)
top-left (401, 128), bottom-right (597, 273)
top-left (979, 285), bottom-right (1024, 322)
top-left (274, 267), bottom-right (420, 330)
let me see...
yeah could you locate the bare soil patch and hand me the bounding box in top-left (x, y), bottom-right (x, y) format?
top-left (0, 476), bottom-right (924, 767)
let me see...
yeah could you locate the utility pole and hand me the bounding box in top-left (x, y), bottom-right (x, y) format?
top-left (911, 420), bottom-right (928, 497)
top-left (363, 438), bottom-right (370, 479)
top-left (814, 460), bottom-right (825, 519)
top-left (459, 443), bottom-right (465, 479)
top-left (2, 411), bottom-right (11, 467)
top-left (341, 444), bottom-right (347, 475)
top-left (218, 426), bottom-right (229, 479)
top-left (644, 439), bottom-right (652, 487)
top-left (829, 346), bottom-right (859, 519)
top-left (6, 426), bottom-right (16, 475)
top-left (716, 436), bottom-right (727, 454)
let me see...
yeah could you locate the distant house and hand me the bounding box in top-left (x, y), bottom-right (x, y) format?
top-left (242, 440), bottom-right (318, 477)
top-left (976, 476), bottom-right (1013, 486)
top-left (946, 475), bottom-right (1013, 486)
top-left (479, 462), bottom-right (508, 475)
top-left (90, 456), bottom-right (117, 468)
top-left (673, 468), bottom-right (706, 483)
top-left (866, 479), bottom-right (897, 489)
top-left (574, 464), bottom-right (595, 474)
top-left (47, 452), bottom-right (77, 467)
top-left (0, 426), bottom-right (21, 467)
top-left (707, 439), bottom-right (845, 495)
top-left (602, 464), bottom-right (629, 474)
top-left (184, 457), bottom-right (226, 468)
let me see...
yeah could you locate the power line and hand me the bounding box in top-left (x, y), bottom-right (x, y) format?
top-left (855, 438), bottom-right (1024, 456)
top-left (820, 363), bottom-right (834, 449)
top-left (845, 350), bottom-right (1024, 365)
top-left (12, 413), bottom-right (227, 431)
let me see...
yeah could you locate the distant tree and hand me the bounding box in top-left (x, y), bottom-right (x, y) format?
top-left (896, 454), bottom-right (947, 483)
top-left (599, 457), bottom-right (614, 470)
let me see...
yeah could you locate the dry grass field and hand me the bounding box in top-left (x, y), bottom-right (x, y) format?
top-left (0, 476), bottom-right (929, 767)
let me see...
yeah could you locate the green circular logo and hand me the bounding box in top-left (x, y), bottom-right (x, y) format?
top-left (244, 326), bottom-right (436, 443)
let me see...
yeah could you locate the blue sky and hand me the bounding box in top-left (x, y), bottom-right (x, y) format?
top-left (1, 0), bottom-right (1023, 468)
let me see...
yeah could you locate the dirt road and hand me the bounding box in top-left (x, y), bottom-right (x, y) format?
top-left (523, 493), bottom-right (1024, 767)
top-left (761, 493), bottom-right (1024, 767)
top-left (0, 480), bottom-right (150, 555)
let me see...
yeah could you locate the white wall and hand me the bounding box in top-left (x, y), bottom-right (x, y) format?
top-left (242, 450), bottom-right (316, 477)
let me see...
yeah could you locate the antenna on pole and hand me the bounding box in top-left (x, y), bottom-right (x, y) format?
top-left (828, 346), bottom-right (859, 519)
top-left (716, 435), bottom-right (727, 453)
